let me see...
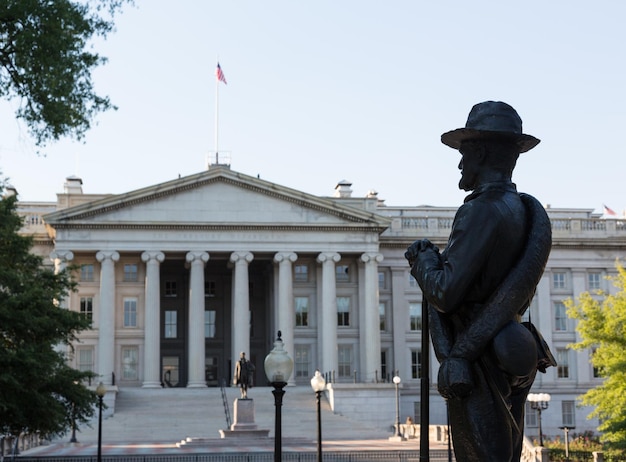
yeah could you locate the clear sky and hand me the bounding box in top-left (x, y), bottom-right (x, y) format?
top-left (1, 1), bottom-right (624, 214)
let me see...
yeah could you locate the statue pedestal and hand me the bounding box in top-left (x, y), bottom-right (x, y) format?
top-left (219, 398), bottom-right (269, 439)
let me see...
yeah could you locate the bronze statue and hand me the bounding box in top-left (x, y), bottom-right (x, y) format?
top-left (233, 352), bottom-right (255, 399)
top-left (406, 101), bottom-right (555, 461)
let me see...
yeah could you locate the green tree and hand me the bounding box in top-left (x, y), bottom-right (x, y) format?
top-left (0, 182), bottom-right (97, 440)
top-left (0, 0), bottom-right (130, 147)
top-left (566, 263), bottom-right (626, 451)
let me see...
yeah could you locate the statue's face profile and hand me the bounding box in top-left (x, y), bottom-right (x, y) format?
top-left (458, 144), bottom-right (483, 192)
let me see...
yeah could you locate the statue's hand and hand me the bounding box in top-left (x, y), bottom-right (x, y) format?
top-left (437, 357), bottom-right (473, 399)
top-left (405, 239), bottom-right (438, 267)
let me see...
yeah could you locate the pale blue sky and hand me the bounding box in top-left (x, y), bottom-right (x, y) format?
top-left (1, 1), bottom-right (624, 214)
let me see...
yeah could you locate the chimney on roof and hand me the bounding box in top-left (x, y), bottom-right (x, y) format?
top-left (3, 185), bottom-right (17, 198)
top-left (334, 180), bottom-right (353, 198)
top-left (64, 176), bottom-right (83, 194)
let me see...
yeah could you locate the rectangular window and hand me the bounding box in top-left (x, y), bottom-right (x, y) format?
top-left (295, 346), bottom-right (310, 378)
top-left (294, 264), bottom-right (309, 282)
top-left (123, 263), bottom-right (138, 282)
top-left (409, 302), bottom-right (422, 331)
top-left (381, 350), bottom-right (388, 382)
top-left (562, 400), bottom-right (575, 427)
top-left (123, 298), bottom-right (137, 327)
top-left (592, 348), bottom-right (601, 378)
top-left (554, 301), bottom-right (568, 331)
top-left (121, 347), bottom-right (139, 381)
top-left (408, 273), bottom-right (418, 288)
top-left (557, 348), bottom-right (570, 378)
top-left (80, 264), bottom-right (94, 282)
top-left (411, 350), bottom-right (422, 379)
top-left (165, 310), bottom-right (177, 338)
top-left (205, 280), bottom-right (216, 298)
top-left (336, 265), bottom-right (350, 282)
top-left (80, 297), bottom-right (93, 321)
top-left (525, 402), bottom-right (538, 427)
top-left (413, 402), bottom-right (421, 424)
top-left (588, 273), bottom-right (602, 291)
top-left (295, 297), bottom-right (309, 327)
top-left (77, 348), bottom-right (94, 372)
top-left (205, 310), bottom-right (216, 338)
top-left (164, 280), bottom-right (177, 297)
top-left (337, 297), bottom-right (350, 326)
top-left (378, 271), bottom-right (385, 290)
top-left (338, 345), bottom-right (352, 378)
top-left (379, 302), bottom-right (386, 331)
top-left (553, 272), bottom-right (567, 290)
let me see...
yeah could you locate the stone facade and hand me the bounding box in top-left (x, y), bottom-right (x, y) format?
top-left (15, 165), bottom-right (626, 440)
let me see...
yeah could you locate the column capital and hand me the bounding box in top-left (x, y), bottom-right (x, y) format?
top-left (96, 250), bottom-right (120, 263)
top-left (141, 251), bottom-right (165, 263)
top-left (185, 251), bottom-right (209, 264)
top-left (360, 252), bottom-right (384, 264)
top-left (50, 250), bottom-right (74, 262)
top-left (273, 252), bottom-right (297, 264)
top-left (316, 252), bottom-right (340, 264)
top-left (230, 251), bottom-right (254, 264)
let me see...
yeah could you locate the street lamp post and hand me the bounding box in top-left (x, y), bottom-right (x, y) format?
top-left (264, 331), bottom-right (294, 462)
top-left (69, 403), bottom-right (78, 443)
top-left (559, 426), bottom-right (575, 462)
top-left (310, 370), bottom-right (326, 462)
top-left (95, 382), bottom-right (106, 462)
top-left (527, 393), bottom-right (551, 447)
top-left (393, 375), bottom-right (402, 439)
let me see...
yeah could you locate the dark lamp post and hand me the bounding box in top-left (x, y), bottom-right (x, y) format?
top-left (69, 403), bottom-right (78, 443)
top-left (310, 370), bottom-right (326, 462)
top-left (70, 380), bottom-right (79, 443)
top-left (264, 331), bottom-right (294, 462)
top-left (95, 382), bottom-right (106, 462)
top-left (527, 393), bottom-right (550, 446)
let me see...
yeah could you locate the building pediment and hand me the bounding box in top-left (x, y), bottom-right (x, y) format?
top-left (44, 166), bottom-right (390, 234)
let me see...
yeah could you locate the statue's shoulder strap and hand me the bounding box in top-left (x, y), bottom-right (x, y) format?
top-left (449, 192), bottom-right (552, 361)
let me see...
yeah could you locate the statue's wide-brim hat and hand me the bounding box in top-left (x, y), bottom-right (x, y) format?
top-left (441, 101), bottom-right (540, 153)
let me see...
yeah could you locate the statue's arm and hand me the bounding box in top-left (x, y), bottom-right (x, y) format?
top-left (412, 202), bottom-right (494, 315)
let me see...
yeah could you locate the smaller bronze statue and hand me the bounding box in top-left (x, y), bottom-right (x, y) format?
top-left (233, 352), bottom-right (255, 399)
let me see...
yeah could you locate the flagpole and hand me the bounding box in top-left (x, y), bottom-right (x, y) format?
top-left (215, 60), bottom-right (220, 165)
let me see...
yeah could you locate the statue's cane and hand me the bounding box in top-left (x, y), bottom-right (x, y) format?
top-left (420, 295), bottom-right (430, 462)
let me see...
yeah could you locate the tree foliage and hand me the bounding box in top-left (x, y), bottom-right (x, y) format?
top-left (0, 183), bottom-right (97, 439)
top-left (566, 263), bottom-right (626, 450)
top-left (0, 0), bottom-right (130, 147)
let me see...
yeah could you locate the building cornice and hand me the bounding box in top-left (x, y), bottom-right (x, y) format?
top-left (50, 222), bottom-right (389, 234)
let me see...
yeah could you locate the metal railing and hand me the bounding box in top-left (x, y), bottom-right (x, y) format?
top-left (17, 450), bottom-right (456, 461)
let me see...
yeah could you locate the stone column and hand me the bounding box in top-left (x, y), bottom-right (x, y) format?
top-left (316, 252), bottom-right (340, 377)
top-left (230, 251), bottom-right (254, 369)
top-left (141, 251), bottom-right (165, 388)
top-left (361, 252), bottom-right (383, 382)
top-left (50, 251), bottom-right (74, 355)
top-left (50, 250), bottom-right (74, 309)
top-left (391, 267), bottom-right (408, 377)
top-left (96, 250), bottom-right (120, 385)
top-left (186, 251), bottom-right (209, 388)
top-left (274, 252), bottom-right (297, 385)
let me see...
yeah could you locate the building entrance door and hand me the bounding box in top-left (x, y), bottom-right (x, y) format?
top-left (162, 356), bottom-right (180, 387)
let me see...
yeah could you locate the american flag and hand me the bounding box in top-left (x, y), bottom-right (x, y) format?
top-left (216, 63), bottom-right (227, 85)
top-left (603, 204), bottom-right (617, 216)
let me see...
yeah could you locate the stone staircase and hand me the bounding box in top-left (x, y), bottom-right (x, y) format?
top-left (69, 385), bottom-right (391, 444)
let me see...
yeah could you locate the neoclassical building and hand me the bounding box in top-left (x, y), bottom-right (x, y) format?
top-left (15, 163), bottom-right (626, 438)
